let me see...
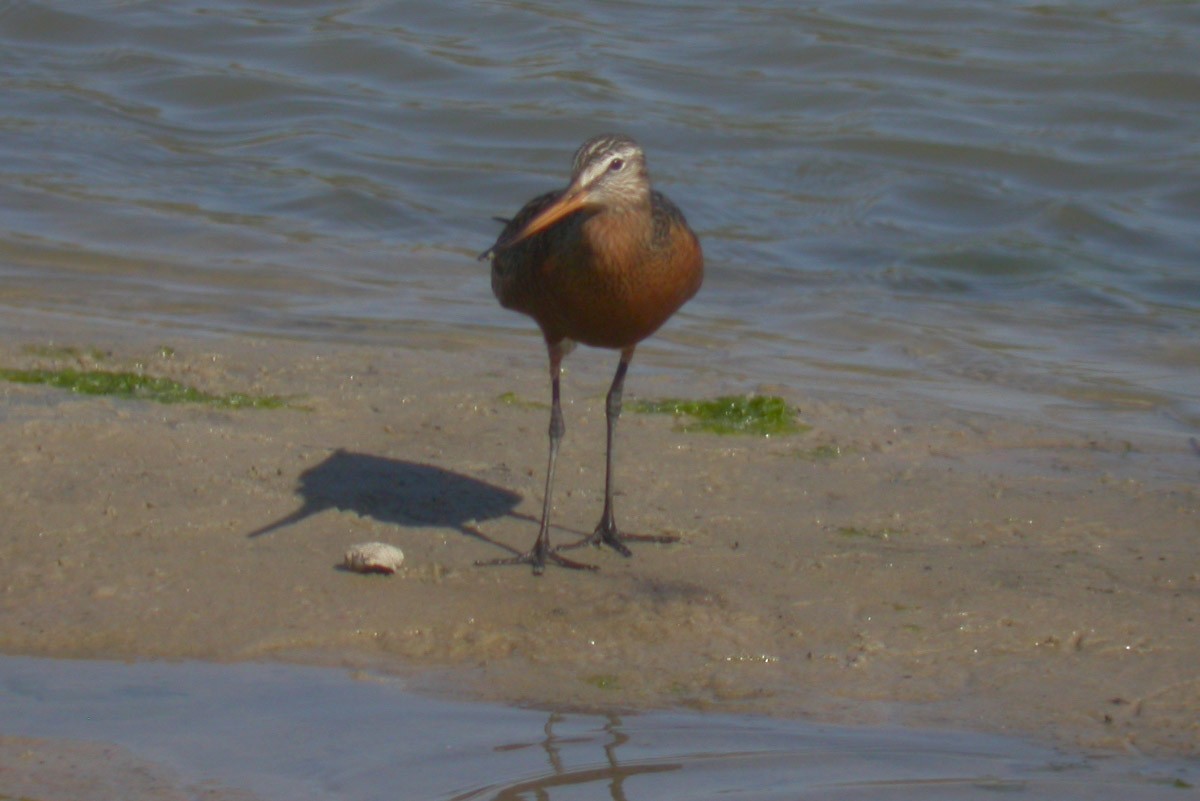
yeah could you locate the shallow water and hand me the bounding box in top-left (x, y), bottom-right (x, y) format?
top-left (1, 656), bottom-right (1195, 800)
top-left (1, 0), bottom-right (1198, 436)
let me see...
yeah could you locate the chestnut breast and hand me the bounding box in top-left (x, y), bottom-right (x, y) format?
top-left (492, 190), bottom-right (703, 349)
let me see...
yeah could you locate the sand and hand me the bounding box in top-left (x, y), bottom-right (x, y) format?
top-left (0, 735), bottom-right (255, 801)
top-left (1, 310), bottom-right (1197, 760)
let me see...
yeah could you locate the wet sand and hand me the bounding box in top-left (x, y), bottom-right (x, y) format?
top-left (1, 311), bottom-right (1197, 760)
top-left (0, 734), bottom-right (256, 801)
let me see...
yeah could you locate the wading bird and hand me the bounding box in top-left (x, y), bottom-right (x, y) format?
top-left (478, 133), bottom-right (703, 574)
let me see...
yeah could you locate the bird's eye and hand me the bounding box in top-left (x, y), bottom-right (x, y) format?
top-left (608, 158), bottom-right (624, 172)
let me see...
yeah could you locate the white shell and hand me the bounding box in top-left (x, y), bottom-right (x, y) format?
top-left (343, 542), bottom-right (405, 575)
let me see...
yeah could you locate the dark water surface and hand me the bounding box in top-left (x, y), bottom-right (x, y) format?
top-left (2, 657), bottom-right (1196, 800)
top-left (1, 1), bottom-right (1198, 435)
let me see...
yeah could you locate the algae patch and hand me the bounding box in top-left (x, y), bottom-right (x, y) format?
top-left (497, 391), bottom-right (546, 409)
top-left (631, 395), bottom-right (807, 436)
top-left (0, 367), bottom-right (291, 409)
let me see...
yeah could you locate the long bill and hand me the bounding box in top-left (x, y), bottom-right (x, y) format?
top-left (500, 187), bottom-right (594, 250)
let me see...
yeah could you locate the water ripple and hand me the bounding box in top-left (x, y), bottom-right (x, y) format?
top-left (1, 0), bottom-right (1197, 434)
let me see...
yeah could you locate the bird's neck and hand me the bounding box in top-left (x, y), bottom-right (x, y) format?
top-left (601, 189), bottom-right (652, 220)
top-left (580, 197), bottom-right (661, 262)
top-left (596, 197), bottom-right (653, 240)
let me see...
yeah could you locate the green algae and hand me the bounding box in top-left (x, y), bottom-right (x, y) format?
top-left (631, 395), bottom-right (807, 436)
top-left (497, 391), bottom-right (546, 409)
top-left (0, 367), bottom-right (291, 409)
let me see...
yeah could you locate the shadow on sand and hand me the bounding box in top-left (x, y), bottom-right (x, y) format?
top-left (247, 449), bottom-right (525, 553)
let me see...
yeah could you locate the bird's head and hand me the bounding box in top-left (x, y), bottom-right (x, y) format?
top-left (499, 134), bottom-right (650, 250)
top-left (567, 133), bottom-right (650, 207)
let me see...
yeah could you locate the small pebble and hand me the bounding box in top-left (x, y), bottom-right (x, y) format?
top-left (343, 542), bottom-right (405, 575)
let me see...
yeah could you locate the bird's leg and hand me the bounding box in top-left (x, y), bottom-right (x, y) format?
top-left (592, 351), bottom-right (633, 555)
top-left (477, 342), bottom-right (596, 574)
top-left (564, 347), bottom-right (679, 556)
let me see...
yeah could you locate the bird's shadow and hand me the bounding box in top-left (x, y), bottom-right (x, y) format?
top-left (247, 449), bottom-right (527, 554)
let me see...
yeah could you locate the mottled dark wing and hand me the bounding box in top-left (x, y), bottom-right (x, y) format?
top-left (649, 190), bottom-right (691, 248)
top-left (478, 190), bottom-right (562, 262)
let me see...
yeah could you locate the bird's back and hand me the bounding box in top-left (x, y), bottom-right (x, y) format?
top-left (487, 189), bottom-right (563, 315)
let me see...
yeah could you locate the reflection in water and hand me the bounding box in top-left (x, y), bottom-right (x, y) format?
top-left (0, 657), bottom-right (1195, 801)
top-left (465, 714), bottom-right (679, 801)
top-left (448, 708), bottom-right (1197, 801)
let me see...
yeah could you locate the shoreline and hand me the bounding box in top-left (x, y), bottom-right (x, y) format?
top-left (0, 312), bottom-right (1197, 758)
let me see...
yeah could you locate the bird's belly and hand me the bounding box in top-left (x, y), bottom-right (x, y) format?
top-left (537, 255), bottom-right (701, 349)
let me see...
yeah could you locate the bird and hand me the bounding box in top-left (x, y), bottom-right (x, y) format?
top-left (478, 133), bottom-right (703, 575)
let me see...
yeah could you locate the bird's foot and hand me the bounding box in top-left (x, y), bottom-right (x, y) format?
top-left (560, 520), bottom-right (680, 557)
top-left (475, 548), bottom-right (598, 576)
